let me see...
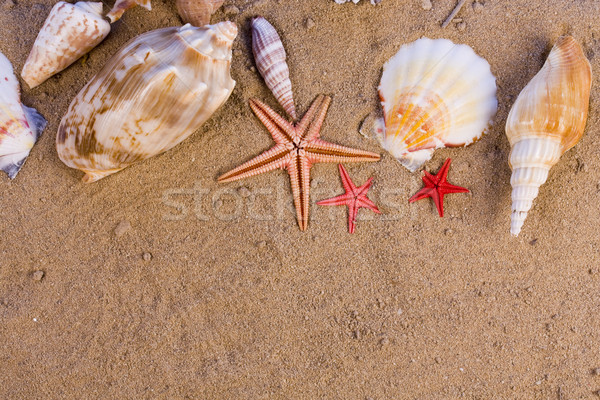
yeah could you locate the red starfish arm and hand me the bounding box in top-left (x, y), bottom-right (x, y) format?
top-left (347, 202), bottom-right (358, 233)
top-left (433, 191), bottom-right (444, 217)
top-left (437, 158), bottom-right (452, 181)
top-left (249, 98), bottom-right (295, 144)
top-left (218, 145), bottom-right (290, 182)
top-left (305, 139), bottom-right (380, 164)
top-left (303, 96), bottom-right (331, 141)
top-left (316, 192), bottom-right (354, 206)
top-left (439, 182), bottom-right (470, 194)
top-left (287, 153), bottom-right (312, 231)
top-left (357, 196), bottom-right (381, 214)
top-left (409, 187), bottom-right (435, 203)
top-left (337, 164), bottom-right (358, 195)
top-left (356, 178), bottom-right (374, 196)
top-left (294, 95), bottom-right (327, 138)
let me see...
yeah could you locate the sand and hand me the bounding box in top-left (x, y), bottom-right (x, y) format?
top-left (1, 0), bottom-right (600, 398)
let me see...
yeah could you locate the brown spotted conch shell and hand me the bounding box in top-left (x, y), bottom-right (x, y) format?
top-left (251, 16), bottom-right (297, 120)
top-left (506, 36), bottom-right (592, 236)
top-left (21, 2), bottom-right (110, 89)
top-left (107, 0), bottom-right (152, 23)
top-left (176, 0), bottom-right (224, 26)
top-left (56, 22), bottom-right (237, 183)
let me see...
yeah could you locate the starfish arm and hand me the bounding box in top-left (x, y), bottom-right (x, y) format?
top-left (347, 202), bottom-right (358, 233)
top-left (287, 153), bottom-right (312, 231)
top-left (433, 191), bottom-right (444, 217)
top-left (316, 192), bottom-right (354, 206)
top-left (439, 182), bottom-right (470, 194)
top-left (249, 98), bottom-right (296, 144)
top-left (409, 187), bottom-right (435, 203)
top-left (357, 178), bottom-right (374, 196)
top-left (357, 196), bottom-right (381, 214)
top-left (437, 158), bottom-right (452, 181)
top-left (305, 139), bottom-right (380, 164)
top-left (294, 95), bottom-right (327, 137)
top-left (218, 145), bottom-right (290, 182)
top-left (303, 96), bottom-right (331, 141)
top-left (337, 164), bottom-right (358, 195)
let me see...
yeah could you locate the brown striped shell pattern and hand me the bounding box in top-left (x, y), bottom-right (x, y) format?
top-left (176, 0), bottom-right (224, 26)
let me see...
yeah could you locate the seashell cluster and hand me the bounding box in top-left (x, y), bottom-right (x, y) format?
top-left (21, 2), bottom-right (110, 89)
top-left (506, 36), bottom-right (592, 236)
top-left (375, 38), bottom-right (497, 172)
top-left (251, 17), bottom-right (297, 120)
top-left (56, 22), bottom-right (238, 183)
top-left (176, 0), bottom-right (224, 27)
top-left (107, 0), bottom-right (152, 23)
top-left (0, 52), bottom-right (47, 179)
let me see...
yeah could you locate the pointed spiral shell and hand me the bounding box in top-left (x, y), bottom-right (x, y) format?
top-left (107, 0), bottom-right (152, 23)
top-left (505, 36), bottom-right (592, 236)
top-left (56, 22), bottom-right (238, 183)
top-left (176, 0), bottom-right (224, 26)
top-left (251, 17), bottom-right (297, 120)
top-left (21, 2), bottom-right (110, 89)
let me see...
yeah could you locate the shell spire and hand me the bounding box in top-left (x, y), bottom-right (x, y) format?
top-left (506, 36), bottom-right (592, 236)
top-left (176, 0), bottom-right (224, 26)
top-left (107, 0), bottom-right (152, 23)
top-left (56, 22), bottom-right (237, 183)
top-left (21, 2), bottom-right (110, 89)
top-left (251, 17), bottom-right (297, 121)
top-left (0, 53), bottom-right (47, 178)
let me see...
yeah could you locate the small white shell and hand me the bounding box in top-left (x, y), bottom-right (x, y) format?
top-left (176, 0), bottom-right (224, 26)
top-left (0, 53), bottom-right (46, 179)
top-left (107, 0), bottom-right (152, 23)
top-left (376, 38), bottom-right (497, 172)
top-left (21, 2), bottom-right (110, 89)
top-left (251, 17), bottom-right (297, 120)
top-left (56, 22), bottom-right (237, 183)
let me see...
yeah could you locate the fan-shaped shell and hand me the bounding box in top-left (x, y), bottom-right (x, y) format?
top-left (376, 38), bottom-right (497, 172)
top-left (251, 16), bottom-right (297, 120)
top-left (0, 53), bottom-right (47, 179)
top-left (506, 35), bottom-right (592, 236)
top-left (176, 0), bottom-right (224, 26)
top-left (107, 0), bottom-right (152, 23)
top-left (56, 22), bottom-right (238, 183)
top-left (21, 2), bottom-right (110, 89)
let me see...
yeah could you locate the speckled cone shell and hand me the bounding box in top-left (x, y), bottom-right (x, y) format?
top-left (176, 0), bottom-right (224, 26)
top-left (21, 2), bottom-right (110, 89)
top-left (252, 17), bottom-right (297, 120)
top-left (56, 22), bottom-right (237, 183)
top-left (107, 0), bottom-right (152, 23)
top-left (0, 52), bottom-right (47, 179)
top-left (506, 36), bottom-right (591, 236)
top-left (376, 38), bottom-right (497, 172)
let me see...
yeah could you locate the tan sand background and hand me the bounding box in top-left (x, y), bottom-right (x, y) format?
top-left (2, 0), bottom-right (600, 398)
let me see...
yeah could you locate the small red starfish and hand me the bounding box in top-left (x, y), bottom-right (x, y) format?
top-left (317, 164), bottom-right (381, 233)
top-left (409, 158), bottom-right (469, 217)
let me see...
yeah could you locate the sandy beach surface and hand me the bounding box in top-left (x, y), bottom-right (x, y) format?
top-left (2, 0), bottom-right (600, 398)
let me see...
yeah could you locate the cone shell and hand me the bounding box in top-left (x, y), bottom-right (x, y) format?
top-left (376, 38), bottom-right (497, 172)
top-left (0, 53), bottom-right (47, 179)
top-left (56, 22), bottom-right (238, 183)
top-left (506, 36), bottom-right (592, 236)
top-left (252, 17), bottom-right (297, 120)
top-left (21, 2), bottom-right (110, 89)
top-left (176, 0), bottom-right (224, 26)
top-left (107, 0), bottom-right (152, 23)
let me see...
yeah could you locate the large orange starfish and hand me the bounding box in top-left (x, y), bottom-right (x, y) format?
top-left (218, 95), bottom-right (380, 231)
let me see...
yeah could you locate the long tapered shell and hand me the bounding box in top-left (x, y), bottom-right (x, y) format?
top-left (21, 2), bottom-right (110, 89)
top-left (176, 0), bottom-right (224, 26)
top-left (375, 38), bottom-right (497, 172)
top-left (56, 22), bottom-right (237, 183)
top-left (505, 36), bottom-right (592, 236)
top-left (251, 17), bottom-right (297, 121)
top-left (107, 0), bottom-right (152, 23)
top-left (0, 53), bottom-right (46, 178)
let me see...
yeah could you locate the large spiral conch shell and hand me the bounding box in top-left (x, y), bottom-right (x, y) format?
top-left (56, 22), bottom-right (237, 183)
top-left (375, 38), bottom-right (497, 172)
top-left (21, 2), bottom-right (110, 89)
top-left (506, 36), bottom-right (592, 236)
top-left (0, 53), bottom-right (47, 179)
top-left (176, 0), bottom-right (224, 26)
top-left (107, 0), bottom-right (152, 23)
top-left (251, 16), bottom-right (297, 120)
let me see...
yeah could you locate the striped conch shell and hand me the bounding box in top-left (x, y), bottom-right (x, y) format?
top-left (57, 22), bottom-right (237, 183)
top-left (252, 17), bottom-right (297, 120)
top-left (21, 2), bottom-right (110, 89)
top-left (0, 53), bottom-right (47, 179)
top-left (107, 0), bottom-right (152, 23)
top-left (375, 38), bottom-right (497, 172)
top-left (176, 0), bottom-right (224, 26)
top-left (506, 36), bottom-right (592, 236)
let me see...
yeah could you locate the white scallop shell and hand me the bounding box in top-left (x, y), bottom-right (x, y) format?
top-left (376, 38), bottom-right (497, 172)
top-left (21, 1), bottom-right (110, 89)
top-left (107, 0), bottom-right (152, 23)
top-left (56, 22), bottom-right (237, 183)
top-left (0, 53), bottom-right (46, 179)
